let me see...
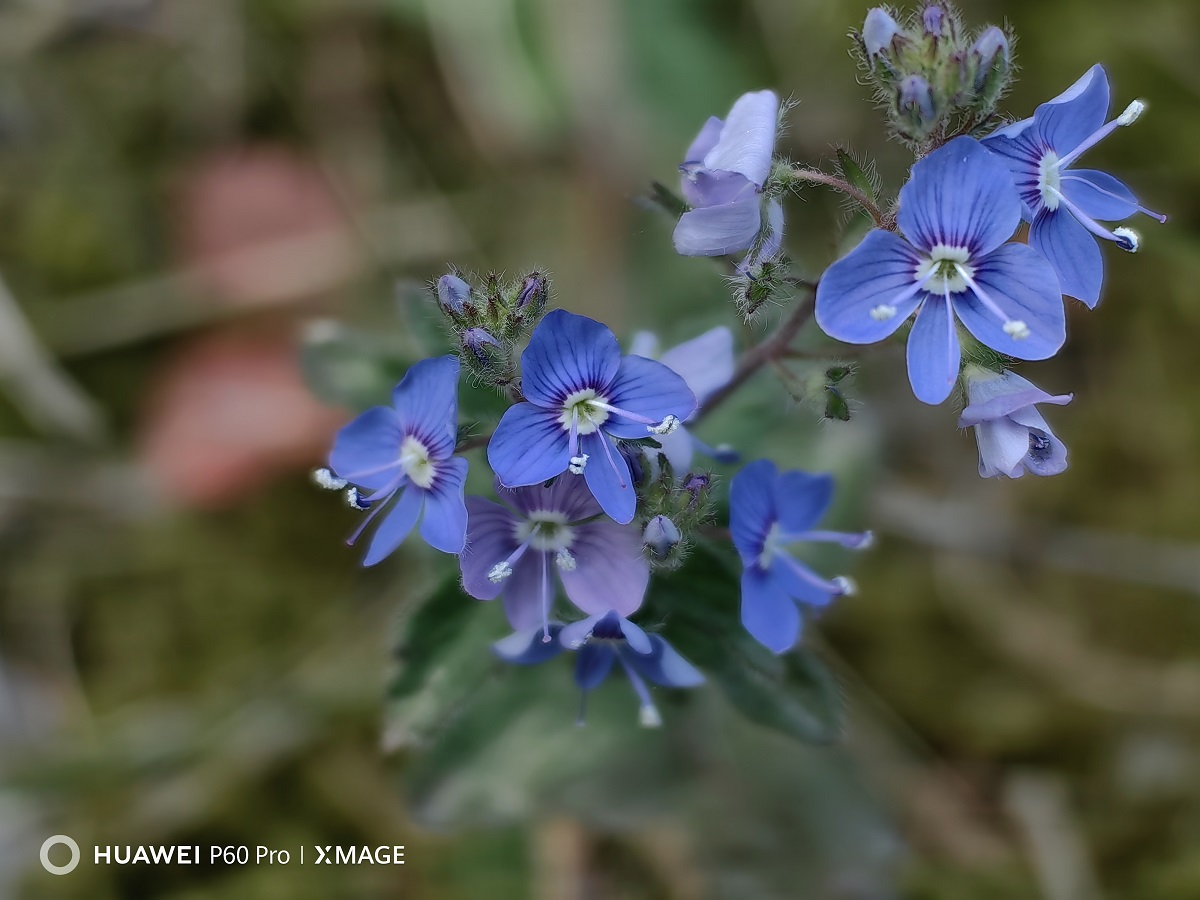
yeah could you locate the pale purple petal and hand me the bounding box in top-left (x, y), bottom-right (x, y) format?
top-left (1029, 208), bottom-right (1103, 308)
top-left (729, 459), bottom-right (778, 562)
top-left (775, 470), bottom-right (834, 534)
top-left (500, 474), bottom-right (601, 522)
top-left (673, 195), bottom-right (763, 256)
top-left (974, 418), bottom-right (1030, 478)
top-left (1009, 407), bottom-right (1069, 477)
top-left (329, 406), bottom-right (403, 490)
top-left (906, 295), bottom-right (959, 405)
top-left (897, 136), bottom-right (1022, 255)
top-left (1060, 170), bottom-right (1140, 222)
top-left (559, 615), bottom-right (601, 650)
top-left (659, 327), bottom-right (736, 406)
top-left (684, 115), bottom-right (724, 165)
top-left (559, 520), bottom-right (649, 619)
top-left (418, 456), bottom-right (468, 553)
top-left (459, 497), bottom-right (519, 601)
top-left (863, 8), bottom-right (900, 57)
top-left (741, 567), bottom-right (801, 655)
top-left (959, 371), bottom-right (1072, 425)
top-left (814, 229), bottom-right (925, 344)
top-left (1036, 64), bottom-right (1110, 155)
top-left (957, 243), bottom-right (1066, 358)
top-left (361, 485), bottom-right (424, 567)
top-left (502, 552), bottom-right (551, 631)
top-left (520, 310), bottom-right (622, 406)
top-left (604, 356), bottom-right (696, 440)
top-left (391, 355), bottom-right (459, 457)
top-left (681, 170), bottom-right (755, 208)
top-left (702, 90), bottom-right (779, 187)
top-left (488, 403), bottom-right (570, 487)
top-left (580, 432), bottom-right (636, 524)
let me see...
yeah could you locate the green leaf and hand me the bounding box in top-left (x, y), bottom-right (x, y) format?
top-left (648, 544), bottom-right (844, 744)
top-left (835, 148), bottom-right (879, 201)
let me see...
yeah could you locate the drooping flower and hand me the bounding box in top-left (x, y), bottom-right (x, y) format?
top-left (560, 610), bottom-right (704, 727)
top-left (628, 326), bottom-right (738, 473)
top-left (959, 368), bottom-right (1072, 478)
top-left (673, 90), bottom-right (784, 262)
top-left (983, 64), bottom-right (1166, 308)
top-left (487, 310), bottom-right (696, 524)
top-left (459, 476), bottom-right (649, 639)
top-left (815, 136), bottom-right (1065, 405)
top-left (328, 355), bottom-right (468, 565)
top-left (730, 460), bottom-right (871, 654)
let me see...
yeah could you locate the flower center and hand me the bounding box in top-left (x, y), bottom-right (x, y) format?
top-left (558, 388), bottom-right (611, 436)
top-left (399, 435), bottom-right (436, 489)
top-left (516, 511), bottom-right (575, 552)
top-left (1038, 151), bottom-right (1062, 210)
top-left (1028, 431), bottom-right (1052, 461)
top-left (915, 245), bottom-right (973, 294)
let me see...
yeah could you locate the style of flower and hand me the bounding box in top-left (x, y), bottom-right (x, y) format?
top-left (730, 460), bottom-right (871, 654)
top-left (959, 368), bottom-right (1071, 478)
top-left (328, 355), bottom-right (468, 565)
top-left (983, 65), bottom-right (1166, 308)
top-left (459, 476), bottom-right (649, 639)
top-left (560, 611), bottom-right (704, 727)
top-left (487, 310), bottom-right (696, 524)
top-left (815, 136), bottom-right (1065, 405)
top-left (628, 326), bottom-right (737, 473)
top-left (673, 90), bottom-right (784, 262)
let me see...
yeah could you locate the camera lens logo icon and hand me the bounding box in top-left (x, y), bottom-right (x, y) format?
top-left (40, 835), bottom-right (80, 875)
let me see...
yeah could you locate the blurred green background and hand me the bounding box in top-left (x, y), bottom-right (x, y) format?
top-left (0, 0), bottom-right (1197, 897)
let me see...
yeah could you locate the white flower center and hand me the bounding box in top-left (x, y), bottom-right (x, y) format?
top-left (516, 511), bottom-right (575, 552)
top-left (558, 388), bottom-right (610, 435)
top-left (915, 245), bottom-right (973, 294)
top-left (758, 522), bottom-right (785, 568)
top-left (399, 435), bottom-right (436, 489)
top-left (1038, 151), bottom-right (1062, 210)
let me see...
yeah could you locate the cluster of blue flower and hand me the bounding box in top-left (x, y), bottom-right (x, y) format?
top-left (316, 4), bottom-right (1163, 727)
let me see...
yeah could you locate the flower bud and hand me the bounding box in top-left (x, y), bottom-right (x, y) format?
top-left (516, 272), bottom-right (547, 314)
top-left (461, 327), bottom-right (501, 366)
top-left (681, 472), bottom-right (711, 510)
top-left (921, 4), bottom-right (946, 36)
top-left (897, 74), bottom-right (937, 137)
top-left (862, 8), bottom-right (900, 58)
top-left (970, 26), bottom-right (1011, 107)
top-left (436, 273), bottom-right (472, 316)
top-left (643, 515), bottom-right (682, 561)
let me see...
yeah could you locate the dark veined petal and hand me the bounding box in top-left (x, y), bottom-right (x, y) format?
top-left (459, 497), bottom-right (520, 601)
top-left (580, 432), bottom-right (636, 525)
top-left (740, 566), bottom-right (801, 655)
top-left (493, 625), bottom-right (565, 665)
top-left (673, 194), bottom-right (763, 256)
top-left (574, 644), bottom-right (616, 691)
top-left (973, 417), bottom-right (1031, 478)
top-left (1034, 64), bottom-right (1110, 156)
top-left (957, 243), bottom-right (1066, 358)
top-left (500, 474), bottom-right (601, 522)
top-left (361, 485), bottom-right (424, 567)
top-left (418, 456), bottom-right (468, 553)
top-left (1060, 169), bottom-right (1140, 222)
top-left (814, 230), bottom-right (925, 344)
top-left (626, 635), bottom-right (705, 688)
top-left (329, 406), bottom-right (404, 490)
top-left (897, 136), bottom-right (1022, 255)
top-left (729, 458), bottom-right (779, 562)
top-left (1029, 208), bottom-right (1103, 308)
top-left (559, 520), bottom-right (649, 619)
top-left (604, 355), bottom-right (696, 440)
top-left (391, 355), bottom-right (460, 457)
top-left (488, 402), bottom-right (571, 487)
top-left (702, 90), bottom-right (779, 187)
top-left (658, 326), bottom-right (735, 408)
top-left (520, 310), bottom-right (622, 407)
top-left (906, 294), bottom-right (960, 405)
top-left (775, 470), bottom-right (835, 535)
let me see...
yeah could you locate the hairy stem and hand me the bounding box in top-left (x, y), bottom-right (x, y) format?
top-left (789, 168), bottom-right (890, 230)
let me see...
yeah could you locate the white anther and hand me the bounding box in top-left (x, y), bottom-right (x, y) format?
top-left (855, 531), bottom-right (875, 550)
top-left (1003, 320), bottom-right (1030, 340)
top-left (488, 562), bottom-right (513, 583)
top-left (1117, 99), bottom-right (1146, 127)
top-left (649, 415), bottom-right (681, 436)
top-left (555, 548), bottom-right (577, 572)
top-left (568, 454), bottom-right (589, 474)
top-left (639, 704), bottom-right (663, 728)
top-left (870, 304), bottom-right (898, 321)
top-left (1114, 227), bottom-right (1141, 252)
top-left (344, 487), bottom-right (362, 508)
top-left (312, 467), bottom-right (347, 490)
top-left (832, 576), bottom-right (857, 596)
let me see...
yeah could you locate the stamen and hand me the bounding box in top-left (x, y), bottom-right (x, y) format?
top-left (590, 400), bottom-right (658, 427)
top-left (555, 548), bottom-right (577, 571)
top-left (639, 703), bottom-right (663, 728)
top-left (774, 552), bottom-right (857, 597)
top-left (1117, 99), bottom-right (1146, 127)
top-left (1049, 189), bottom-right (1138, 247)
top-left (648, 415), bottom-right (681, 436)
top-left (312, 467), bottom-right (347, 490)
top-left (1003, 320), bottom-right (1031, 340)
top-left (617, 656), bottom-right (661, 729)
top-left (569, 454), bottom-right (589, 474)
top-left (870, 304), bottom-right (898, 321)
top-left (832, 576), bottom-right (857, 596)
top-left (781, 529), bottom-right (874, 550)
top-left (953, 264), bottom-right (1030, 340)
top-left (1059, 174), bottom-right (1167, 224)
top-left (488, 562), bottom-right (513, 583)
top-left (1059, 100), bottom-right (1146, 168)
top-left (867, 267), bottom-right (938, 324)
top-left (345, 487), bottom-right (362, 509)
top-left (1113, 227), bottom-right (1140, 252)
top-left (593, 434), bottom-right (629, 489)
top-left (539, 553), bottom-right (552, 643)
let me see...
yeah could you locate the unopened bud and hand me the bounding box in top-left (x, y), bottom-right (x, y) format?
top-left (921, 4), bottom-right (946, 36)
top-left (517, 272), bottom-right (548, 314)
top-left (461, 327), bottom-right (501, 366)
top-left (970, 26), bottom-right (1011, 106)
top-left (862, 8), bottom-right (900, 58)
top-left (897, 74), bottom-right (937, 136)
top-left (643, 515), bottom-right (682, 561)
top-left (436, 273), bottom-right (472, 316)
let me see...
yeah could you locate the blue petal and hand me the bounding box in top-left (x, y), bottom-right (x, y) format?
top-left (981, 128), bottom-right (1045, 219)
top-left (459, 497), bottom-right (519, 601)
top-left (1029, 209), bottom-right (1102, 308)
top-left (957, 243), bottom-right (1066, 357)
top-left (897, 136), bottom-right (1022, 255)
top-left (559, 520), bottom-right (649, 619)
top-left (673, 195), bottom-right (763, 256)
top-left (419, 456), bottom-right (468, 553)
top-left (619, 617), bottom-right (653, 655)
top-left (362, 485), bottom-right (424, 567)
top-left (906, 295), bottom-right (959, 405)
top-left (329, 406), bottom-right (404, 490)
top-left (520, 310), bottom-right (622, 407)
top-left (729, 459), bottom-right (778, 562)
top-left (1060, 169), bottom-right (1139, 222)
top-left (770, 556), bottom-right (838, 607)
top-left (502, 553), bottom-right (552, 632)
top-left (604, 356), bottom-right (696, 440)
top-left (580, 432), bottom-right (636, 524)
top-left (775, 470), bottom-right (834, 534)
top-left (559, 614), bottom-right (601, 650)
top-left (814, 230), bottom-right (924, 344)
top-left (740, 566), bottom-right (801, 654)
top-left (626, 635), bottom-right (705, 687)
top-left (493, 625), bottom-right (565, 665)
top-left (683, 115), bottom-right (723, 165)
top-left (1035, 64), bottom-right (1110, 156)
top-left (392, 355), bottom-right (460, 457)
top-left (658, 327), bottom-right (735, 408)
top-left (574, 645), bottom-right (616, 690)
top-left (702, 90), bottom-right (779, 187)
top-left (488, 403), bottom-right (570, 487)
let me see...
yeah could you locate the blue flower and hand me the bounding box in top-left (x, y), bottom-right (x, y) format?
top-left (730, 460), bottom-right (871, 654)
top-left (560, 610), bottom-right (704, 727)
top-left (459, 476), bottom-right (649, 639)
top-left (487, 310), bottom-right (696, 524)
top-left (328, 355), bottom-right (468, 564)
top-left (815, 136), bottom-right (1066, 405)
top-left (673, 90), bottom-right (784, 262)
top-left (959, 369), bottom-right (1072, 478)
top-left (628, 326), bottom-right (738, 473)
top-left (983, 65), bottom-right (1165, 308)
